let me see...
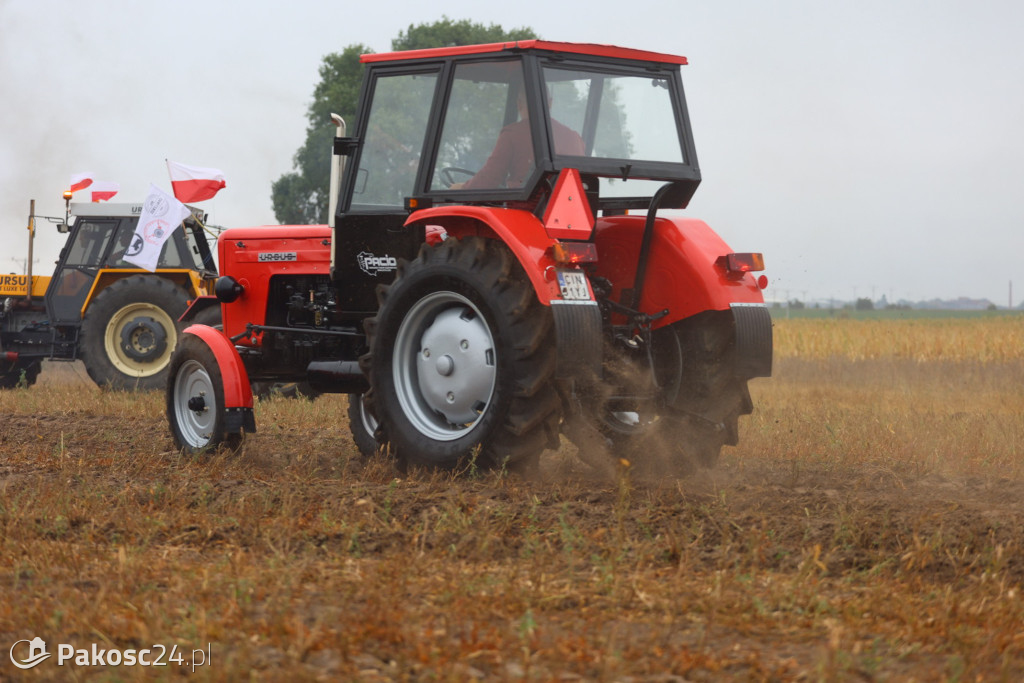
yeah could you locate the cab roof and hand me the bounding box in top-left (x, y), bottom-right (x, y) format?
top-left (361, 40), bottom-right (688, 66)
top-left (70, 202), bottom-right (204, 221)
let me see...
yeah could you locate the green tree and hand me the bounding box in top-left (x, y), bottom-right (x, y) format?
top-left (272, 18), bottom-right (536, 224)
top-left (392, 16), bottom-right (535, 51)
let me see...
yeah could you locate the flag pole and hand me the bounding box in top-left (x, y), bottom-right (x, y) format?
top-left (26, 200), bottom-right (35, 304)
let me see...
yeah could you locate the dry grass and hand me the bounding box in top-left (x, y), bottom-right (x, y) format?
top-left (1, 316), bottom-right (1023, 681)
top-left (775, 316), bottom-right (1024, 362)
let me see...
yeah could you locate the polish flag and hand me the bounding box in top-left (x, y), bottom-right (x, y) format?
top-left (166, 160), bottom-right (226, 203)
top-left (90, 181), bottom-right (120, 202)
top-left (69, 172), bottom-right (94, 193)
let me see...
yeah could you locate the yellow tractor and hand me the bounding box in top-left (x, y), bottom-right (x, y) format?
top-left (1, 198), bottom-right (217, 389)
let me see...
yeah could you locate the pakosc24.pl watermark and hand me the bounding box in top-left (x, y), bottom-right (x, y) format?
top-left (9, 637), bottom-right (211, 672)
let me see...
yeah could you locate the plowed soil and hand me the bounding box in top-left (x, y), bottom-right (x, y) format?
top-left (2, 357), bottom-right (1023, 681)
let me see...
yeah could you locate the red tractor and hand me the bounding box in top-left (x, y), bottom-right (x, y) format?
top-left (167, 40), bottom-right (772, 475)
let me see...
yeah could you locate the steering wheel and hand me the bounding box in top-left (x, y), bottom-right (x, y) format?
top-left (439, 167), bottom-right (476, 188)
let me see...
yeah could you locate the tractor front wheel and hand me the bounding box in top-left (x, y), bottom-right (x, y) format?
top-left (166, 333), bottom-right (243, 454)
top-left (347, 393), bottom-right (380, 457)
top-left (81, 276), bottom-right (189, 390)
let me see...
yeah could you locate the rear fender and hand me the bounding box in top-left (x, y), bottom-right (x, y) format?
top-left (182, 323), bottom-right (255, 419)
top-left (591, 215), bottom-right (766, 328)
top-left (405, 206), bottom-right (563, 304)
top-left (83, 269), bottom-right (204, 318)
top-left (405, 206), bottom-right (603, 379)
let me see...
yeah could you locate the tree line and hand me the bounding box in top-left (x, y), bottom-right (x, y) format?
top-left (271, 18), bottom-right (536, 225)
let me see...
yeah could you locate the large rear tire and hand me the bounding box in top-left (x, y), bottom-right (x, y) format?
top-left (361, 236), bottom-right (559, 472)
top-left (570, 311), bottom-right (753, 478)
top-left (81, 275), bottom-right (189, 390)
top-left (166, 333), bottom-right (243, 454)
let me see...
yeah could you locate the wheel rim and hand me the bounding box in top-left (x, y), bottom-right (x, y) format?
top-left (357, 395), bottom-right (379, 438)
top-left (393, 291), bottom-right (497, 441)
top-left (104, 302), bottom-right (177, 377)
top-left (173, 359), bottom-right (216, 449)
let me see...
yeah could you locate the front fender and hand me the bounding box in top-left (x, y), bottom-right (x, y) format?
top-left (182, 323), bottom-right (254, 412)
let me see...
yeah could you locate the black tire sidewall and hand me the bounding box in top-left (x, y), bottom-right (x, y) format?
top-left (189, 304), bottom-right (223, 329)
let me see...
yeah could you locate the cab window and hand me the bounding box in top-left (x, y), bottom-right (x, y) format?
top-left (350, 71), bottom-right (438, 210)
top-left (430, 60), bottom-right (529, 190)
top-left (65, 220), bottom-right (117, 266)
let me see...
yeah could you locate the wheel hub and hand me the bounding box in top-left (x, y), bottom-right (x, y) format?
top-left (119, 316), bottom-right (168, 362)
top-left (415, 306), bottom-right (495, 426)
top-left (435, 354), bottom-right (454, 376)
top-left (173, 359), bottom-right (216, 449)
top-left (393, 291), bottom-right (499, 441)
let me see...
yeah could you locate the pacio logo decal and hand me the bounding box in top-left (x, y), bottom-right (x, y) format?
top-left (357, 251), bottom-right (397, 276)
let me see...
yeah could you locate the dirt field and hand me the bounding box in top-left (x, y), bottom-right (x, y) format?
top-left (2, 326), bottom-right (1024, 681)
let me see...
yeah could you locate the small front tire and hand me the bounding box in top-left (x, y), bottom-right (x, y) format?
top-left (167, 333), bottom-right (243, 454)
top-left (347, 393), bottom-right (380, 457)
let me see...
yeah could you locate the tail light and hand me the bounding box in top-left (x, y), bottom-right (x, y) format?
top-left (549, 242), bottom-right (598, 265)
top-left (717, 252), bottom-right (768, 289)
top-left (717, 252), bottom-right (764, 274)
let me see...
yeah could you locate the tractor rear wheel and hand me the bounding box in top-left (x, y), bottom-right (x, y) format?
top-left (166, 333), bottom-right (243, 454)
top-left (81, 275), bottom-right (189, 390)
top-left (362, 236), bottom-right (559, 472)
top-left (573, 311), bottom-right (753, 478)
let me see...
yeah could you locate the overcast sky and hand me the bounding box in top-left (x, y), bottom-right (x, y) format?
top-left (3, 0), bottom-right (1023, 305)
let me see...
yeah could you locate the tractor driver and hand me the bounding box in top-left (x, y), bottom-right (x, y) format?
top-left (451, 88), bottom-right (584, 190)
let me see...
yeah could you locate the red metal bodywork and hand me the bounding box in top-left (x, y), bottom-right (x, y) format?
top-left (361, 40), bottom-right (688, 66)
top-left (182, 324), bottom-right (253, 409)
top-left (216, 225), bottom-right (332, 343)
top-left (591, 215), bottom-right (765, 326)
top-left (406, 206), bottom-right (566, 303)
top-left (407, 206), bottom-right (764, 328)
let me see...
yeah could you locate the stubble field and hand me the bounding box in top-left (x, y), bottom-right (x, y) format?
top-left (1, 315), bottom-right (1023, 681)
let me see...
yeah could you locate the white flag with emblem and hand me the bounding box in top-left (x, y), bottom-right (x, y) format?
top-left (123, 184), bottom-right (192, 272)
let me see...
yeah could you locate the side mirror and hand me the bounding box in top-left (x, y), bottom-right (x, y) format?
top-left (57, 222), bottom-right (70, 234)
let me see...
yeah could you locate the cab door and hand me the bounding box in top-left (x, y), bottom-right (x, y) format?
top-left (333, 66), bottom-right (440, 315)
top-left (46, 218), bottom-right (119, 323)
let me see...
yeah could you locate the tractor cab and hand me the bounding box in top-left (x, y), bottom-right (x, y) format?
top-left (46, 202), bottom-right (216, 324)
top-left (331, 41), bottom-right (702, 311)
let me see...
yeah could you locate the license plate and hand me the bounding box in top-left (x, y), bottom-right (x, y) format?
top-left (556, 270), bottom-right (590, 301)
